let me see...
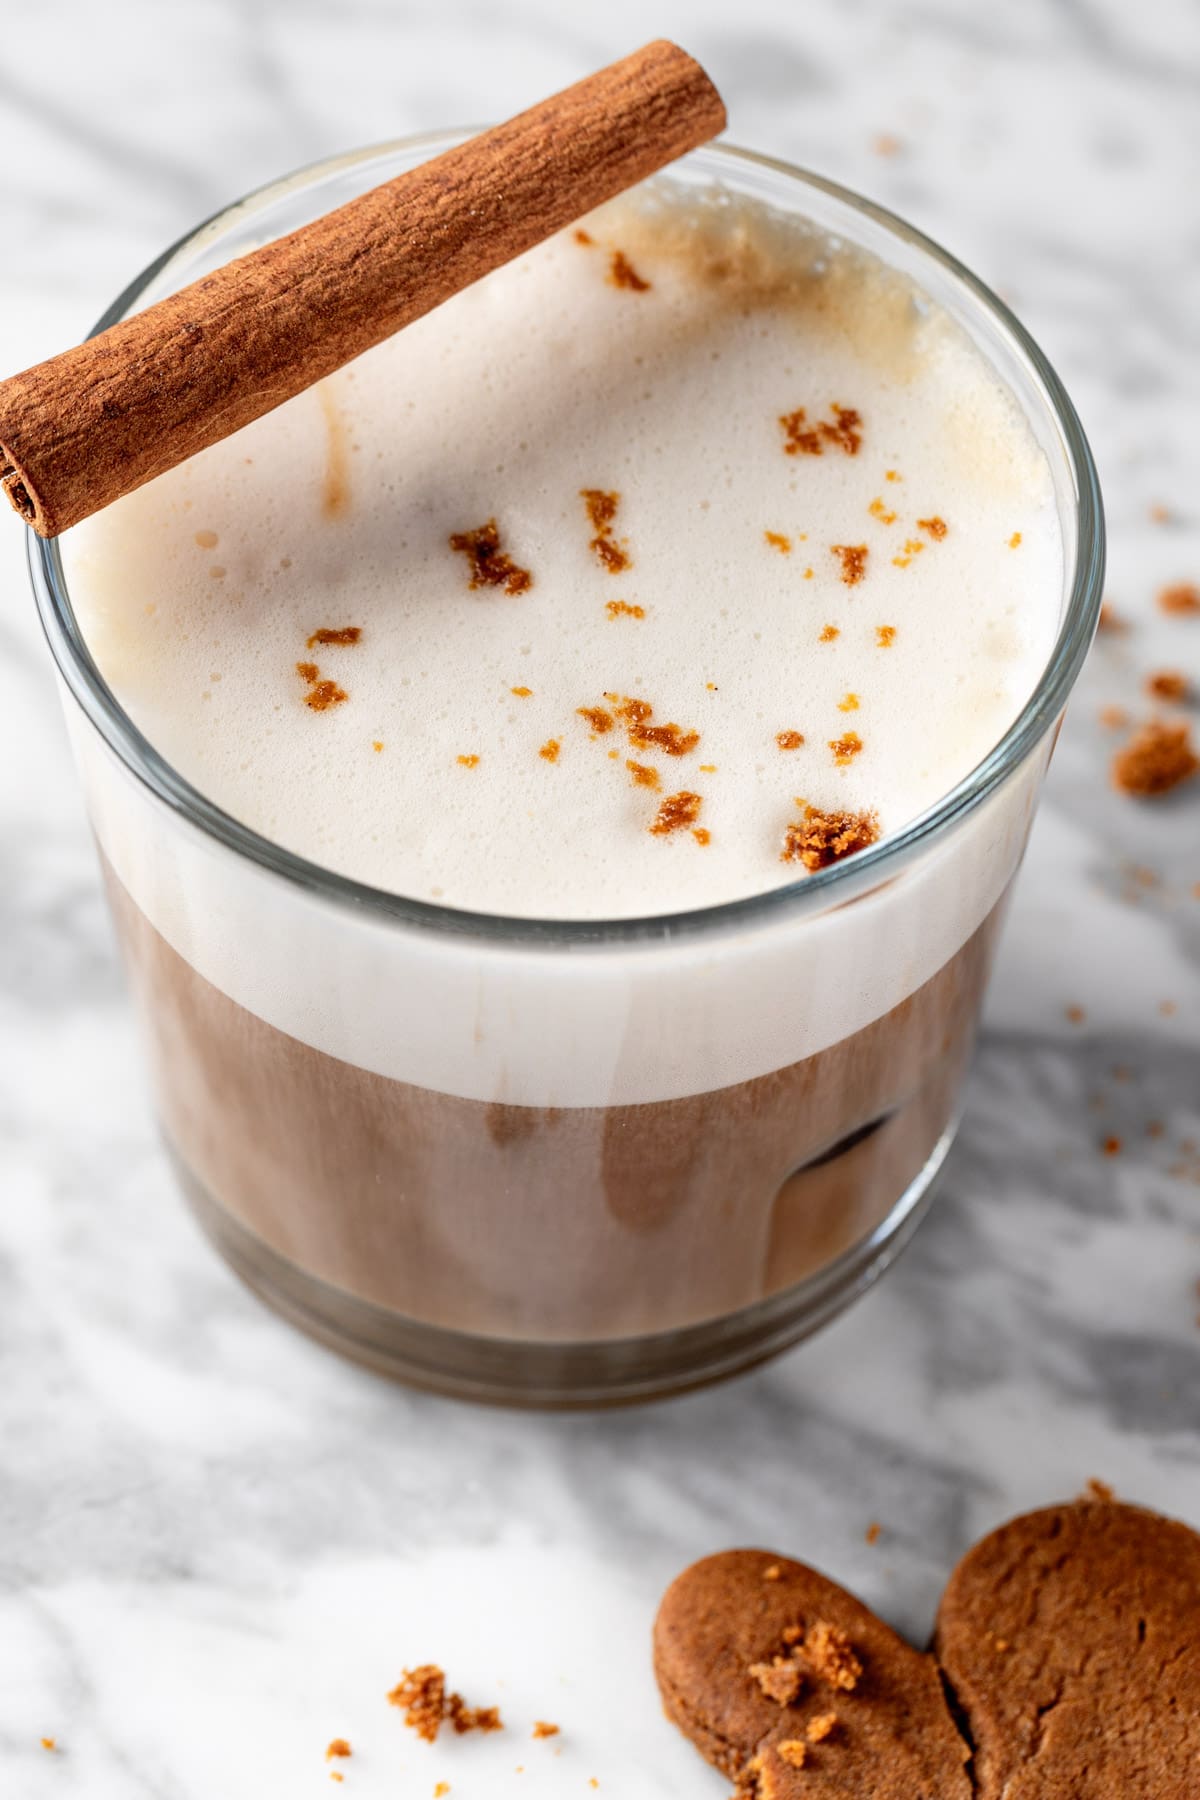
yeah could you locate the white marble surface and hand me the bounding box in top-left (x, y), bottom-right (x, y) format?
top-left (2, 1), bottom-right (1199, 1794)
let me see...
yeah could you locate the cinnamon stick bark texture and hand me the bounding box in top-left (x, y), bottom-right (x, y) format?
top-left (0, 41), bottom-right (724, 537)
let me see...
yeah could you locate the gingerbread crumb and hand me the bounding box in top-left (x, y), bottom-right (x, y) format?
top-left (692, 827), bottom-right (711, 846)
top-left (650, 791), bottom-right (703, 836)
top-left (829, 731), bottom-right (864, 765)
top-left (1159, 582), bottom-right (1200, 615)
top-left (296, 661), bottom-right (348, 711)
top-left (1084, 1477), bottom-right (1116, 1501)
top-left (456, 753), bottom-right (480, 768)
top-left (532, 1722), bottom-right (560, 1740)
top-left (782, 805), bottom-right (880, 870)
top-left (763, 1564), bottom-right (783, 1582)
top-left (885, 468), bottom-right (901, 482)
top-left (876, 624), bottom-right (896, 646)
top-left (1065, 1004), bottom-right (1086, 1024)
top-left (1149, 503), bottom-right (1170, 524)
top-left (307, 626), bottom-right (362, 648)
top-left (40, 1738), bottom-right (56, 1752)
top-left (614, 695), bottom-right (700, 757)
top-left (804, 1621), bottom-right (863, 1692)
top-left (775, 730), bottom-right (805, 750)
top-left (807, 1713), bottom-right (838, 1743)
top-left (449, 519), bottom-right (532, 595)
top-left (609, 250), bottom-right (650, 292)
top-left (372, 740), bottom-right (384, 752)
top-left (868, 496), bottom-right (897, 525)
top-left (446, 1695), bottom-right (503, 1736)
top-left (780, 404), bottom-right (862, 458)
top-left (1103, 1136), bottom-right (1122, 1156)
top-left (1099, 705), bottom-right (1129, 731)
top-left (831, 544), bottom-right (868, 586)
top-left (326, 1739), bottom-right (352, 1761)
top-left (331, 1776), bottom-right (343, 1785)
top-left (1112, 720), bottom-right (1199, 796)
top-left (781, 1625), bottom-right (805, 1647)
top-left (606, 599), bottom-right (645, 619)
top-left (837, 692), bottom-right (860, 712)
top-left (434, 1784), bottom-right (450, 1797)
top-left (577, 706), bottom-right (614, 734)
top-left (1146, 669), bottom-right (1189, 702)
top-left (873, 131), bottom-right (903, 156)
top-left (892, 537), bottom-right (926, 568)
top-left (776, 1740), bottom-right (808, 1769)
top-left (1097, 602), bottom-right (1126, 632)
top-left (539, 739), bottom-right (561, 764)
top-left (574, 228), bottom-right (593, 246)
top-left (765, 530), bottom-right (792, 553)
top-left (511, 685), bottom-right (533, 698)
top-left (918, 515), bottom-right (948, 539)
top-left (626, 758), bottom-right (661, 790)
top-left (819, 624), bottom-right (840, 643)
top-left (748, 1655), bottom-right (804, 1707)
top-left (581, 489), bottom-right (632, 573)
top-left (388, 1666), bottom-right (447, 1743)
top-left (1008, 531), bottom-right (1022, 549)
top-left (865, 1521), bottom-right (882, 1546)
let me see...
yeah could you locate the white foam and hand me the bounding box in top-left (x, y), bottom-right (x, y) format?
top-left (64, 183), bottom-right (1060, 923)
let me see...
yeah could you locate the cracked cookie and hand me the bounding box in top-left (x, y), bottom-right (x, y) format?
top-left (655, 1501), bottom-right (1200, 1796)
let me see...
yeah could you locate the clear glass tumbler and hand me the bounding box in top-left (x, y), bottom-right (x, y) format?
top-left (30, 135), bottom-right (1104, 1405)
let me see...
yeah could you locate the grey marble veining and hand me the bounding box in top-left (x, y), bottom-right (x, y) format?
top-left (1, 1), bottom-right (1198, 1794)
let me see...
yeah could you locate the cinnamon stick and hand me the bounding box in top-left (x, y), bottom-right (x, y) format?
top-left (0, 41), bottom-right (724, 538)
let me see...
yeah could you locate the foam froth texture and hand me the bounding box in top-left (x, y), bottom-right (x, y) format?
top-left (65, 181), bottom-right (1060, 921)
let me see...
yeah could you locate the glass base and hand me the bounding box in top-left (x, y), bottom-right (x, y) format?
top-left (172, 1128), bottom-right (954, 1408)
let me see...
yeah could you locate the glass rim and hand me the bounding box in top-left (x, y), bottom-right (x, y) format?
top-left (31, 130), bottom-right (1105, 953)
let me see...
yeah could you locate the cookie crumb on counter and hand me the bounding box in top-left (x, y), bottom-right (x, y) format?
top-left (388, 1666), bottom-right (503, 1743)
top-left (325, 1738), bottom-right (352, 1761)
top-left (1146, 669), bottom-right (1189, 702)
top-left (532, 1721), bottom-right (560, 1739)
top-left (1112, 719), bottom-right (1199, 796)
top-left (865, 1522), bottom-right (882, 1546)
top-left (1159, 582), bottom-right (1200, 615)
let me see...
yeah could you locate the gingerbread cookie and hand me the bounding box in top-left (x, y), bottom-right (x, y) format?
top-left (654, 1548), bottom-right (971, 1796)
top-left (655, 1502), bottom-right (1200, 1797)
top-left (935, 1499), bottom-right (1200, 1797)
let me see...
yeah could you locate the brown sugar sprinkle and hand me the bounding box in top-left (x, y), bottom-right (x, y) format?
top-left (388, 1665), bottom-right (447, 1743)
top-left (876, 624), bottom-right (896, 647)
top-left (780, 404), bottom-right (863, 458)
top-left (831, 544), bottom-right (868, 586)
top-left (1159, 582), bottom-right (1200, 615)
top-left (1099, 705), bottom-right (1129, 731)
top-left (532, 1722), bottom-right (560, 1740)
top-left (865, 1521), bottom-right (882, 1546)
top-left (613, 695), bottom-right (700, 757)
top-left (296, 662), bottom-right (348, 711)
top-left (609, 249), bottom-right (650, 292)
top-left (511, 685), bottom-right (533, 698)
top-left (446, 1695), bottom-right (503, 1736)
top-left (457, 753), bottom-right (480, 768)
top-left (626, 758), bottom-right (661, 790)
top-left (449, 518), bottom-right (532, 595)
top-left (1103, 1136), bottom-right (1122, 1156)
top-left (1009, 531), bottom-right (1023, 549)
top-left (819, 624), bottom-right (840, 643)
top-left (306, 626), bottom-right (362, 648)
top-left (763, 1564), bottom-right (783, 1582)
top-left (326, 1740), bottom-right (352, 1761)
top-left (918, 515), bottom-right (948, 540)
top-left (650, 790), bottom-right (703, 836)
top-left (581, 489), bottom-right (632, 574)
top-left (606, 599), bottom-right (645, 619)
top-left (765, 530), bottom-right (792, 553)
top-left (829, 730), bottom-right (864, 765)
top-left (807, 1714), bottom-right (838, 1744)
top-left (868, 496), bottom-right (897, 525)
top-left (1112, 719), bottom-right (1199, 796)
top-left (892, 537), bottom-right (926, 568)
top-left (1097, 602), bottom-right (1126, 632)
top-left (804, 1620), bottom-right (863, 1692)
top-left (776, 730), bottom-right (805, 750)
top-left (539, 739), bottom-right (561, 764)
top-left (577, 706), bottom-right (614, 734)
top-left (776, 1740), bottom-right (808, 1770)
top-left (1146, 669), bottom-right (1189, 702)
top-left (748, 1656), bottom-right (804, 1707)
top-left (838, 692), bottom-right (860, 712)
top-left (693, 827), bottom-right (711, 846)
top-left (782, 805), bottom-right (880, 870)
top-left (1084, 1477), bottom-right (1117, 1502)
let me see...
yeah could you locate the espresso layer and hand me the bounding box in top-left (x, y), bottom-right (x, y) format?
top-left (105, 857), bottom-right (1007, 1341)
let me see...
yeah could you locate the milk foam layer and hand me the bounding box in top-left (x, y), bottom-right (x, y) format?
top-left (64, 180), bottom-right (1061, 922)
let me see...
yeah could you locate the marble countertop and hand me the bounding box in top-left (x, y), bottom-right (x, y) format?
top-left (2, 1), bottom-right (1198, 1793)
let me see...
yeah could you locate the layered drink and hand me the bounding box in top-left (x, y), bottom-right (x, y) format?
top-left (39, 138), bottom-right (1098, 1401)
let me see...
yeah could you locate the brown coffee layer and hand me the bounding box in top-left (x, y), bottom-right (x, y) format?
top-left (102, 857), bottom-right (1006, 1341)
